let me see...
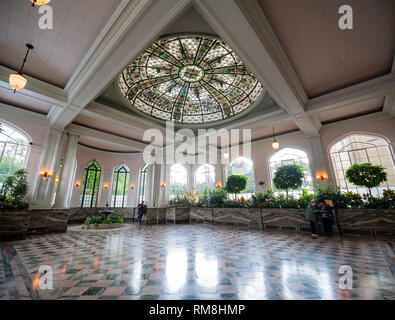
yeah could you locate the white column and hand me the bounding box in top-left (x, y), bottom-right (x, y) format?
top-left (53, 133), bottom-right (79, 208)
top-left (308, 135), bottom-right (333, 187)
top-left (99, 169), bottom-right (112, 207)
top-left (127, 171), bottom-right (138, 207)
top-left (70, 164), bottom-right (84, 207)
top-left (31, 127), bottom-right (64, 209)
top-left (145, 164), bottom-right (154, 207)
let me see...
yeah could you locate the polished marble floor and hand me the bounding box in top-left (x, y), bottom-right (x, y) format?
top-left (0, 223), bottom-right (394, 300)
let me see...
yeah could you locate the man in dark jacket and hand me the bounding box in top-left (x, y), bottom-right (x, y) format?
top-left (318, 199), bottom-right (333, 236)
top-left (305, 200), bottom-right (318, 238)
top-left (137, 200), bottom-right (147, 228)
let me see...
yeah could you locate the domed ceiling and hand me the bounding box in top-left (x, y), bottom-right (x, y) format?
top-left (118, 34), bottom-right (264, 124)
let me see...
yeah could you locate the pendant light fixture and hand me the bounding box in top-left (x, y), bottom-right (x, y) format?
top-left (272, 127), bottom-right (280, 151)
top-left (30, 0), bottom-right (52, 7)
top-left (9, 43), bottom-right (34, 93)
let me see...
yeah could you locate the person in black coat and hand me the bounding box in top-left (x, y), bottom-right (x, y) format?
top-left (317, 199), bottom-right (333, 236)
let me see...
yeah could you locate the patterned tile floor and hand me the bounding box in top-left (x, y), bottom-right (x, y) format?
top-left (0, 223), bottom-right (394, 300)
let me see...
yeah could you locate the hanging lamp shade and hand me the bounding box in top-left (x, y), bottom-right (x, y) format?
top-left (9, 73), bottom-right (27, 91)
top-left (272, 139), bottom-right (280, 151)
top-left (30, 0), bottom-right (52, 6)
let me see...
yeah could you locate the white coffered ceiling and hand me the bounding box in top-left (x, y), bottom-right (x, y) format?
top-left (0, 0), bottom-right (121, 88)
top-left (0, 0), bottom-right (394, 153)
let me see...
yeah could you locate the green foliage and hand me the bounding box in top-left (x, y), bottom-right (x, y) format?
top-left (225, 175), bottom-right (248, 198)
top-left (84, 215), bottom-right (123, 225)
top-left (273, 164), bottom-right (304, 198)
top-left (0, 169), bottom-right (29, 210)
top-left (208, 187), bottom-right (229, 207)
top-left (345, 163), bottom-right (387, 196)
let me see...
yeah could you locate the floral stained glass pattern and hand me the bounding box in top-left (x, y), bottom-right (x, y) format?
top-left (119, 35), bottom-right (264, 124)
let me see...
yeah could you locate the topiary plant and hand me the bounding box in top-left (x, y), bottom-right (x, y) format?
top-left (345, 163), bottom-right (387, 196)
top-left (273, 164), bottom-right (304, 199)
top-left (225, 174), bottom-right (248, 200)
top-left (0, 169), bottom-right (29, 210)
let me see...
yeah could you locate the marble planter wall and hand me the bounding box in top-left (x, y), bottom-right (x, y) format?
top-left (0, 211), bottom-right (31, 241)
top-left (166, 207), bottom-right (191, 224)
top-left (212, 208), bottom-right (262, 230)
top-left (336, 209), bottom-right (395, 237)
top-left (28, 210), bottom-right (69, 235)
top-left (145, 208), bottom-right (167, 224)
top-left (190, 207), bottom-right (213, 223)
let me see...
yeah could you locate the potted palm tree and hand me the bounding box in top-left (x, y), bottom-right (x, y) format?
top-left (0, 169), bottom-right (30, 240)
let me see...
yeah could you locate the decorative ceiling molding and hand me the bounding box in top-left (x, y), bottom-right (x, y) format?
top-left (193, 0), bottom-right (320, 136)
top-left (0, 102), bottom-right (49, 125)
top-left (307, 74), bottom-right (395, 114)
top-left (49, 0), bottom-right (192, 129)
top-left (0, 65), bottom-right (67, 107)
top-left (67, 123), bottom-right (148, 152)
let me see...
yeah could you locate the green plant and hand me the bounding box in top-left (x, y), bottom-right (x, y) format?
top-left (0, 169), bottom-right (29, 210)
top-left (273, 164), bottom-right (304, 199)
top-left (84, 215), bottom-right (123, 225)
top-left (208, 187), bottom-right (228, 207)
top-left (225, 174), bottom-right (248, 199)
top-left (297, 188), bottom-right (314, 208)
top-left (345, 163), bottom-right (387, 196)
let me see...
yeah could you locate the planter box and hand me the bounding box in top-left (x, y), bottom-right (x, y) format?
top-left (83, 223), bottom-right (122, 230)
top-left (28, 210), bottom-right (69, 235)
top-left (0, 211), bottom-right (31, 241)
top-left (190, 207), bottom-right (213, 223)
top-left (68, 207), bottom-right (135, 224)
top-left (166, 207), bottom-right (190, 223)
top-left (262, 208), bottom-right (309, 232)
top-left (336, 208), bottom-right (395, 237)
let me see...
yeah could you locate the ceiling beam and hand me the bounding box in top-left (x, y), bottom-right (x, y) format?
top-left (307, 74), bottom-right (395, 114)
top-left (194, 0), bottom-right (321, 136)
top-left (0, 65), bottom-right (67, 107)
top-left (48, 0), bottom-right (192, 129)
top-left (67, 123), bottom-right (148, 152)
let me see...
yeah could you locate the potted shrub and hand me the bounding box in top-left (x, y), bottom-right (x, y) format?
top-left (345, 163), bottom-right (387, 197)
top-left (225, 174), bottom-right (248, 200)
top-left (273, 164), bottom-right (304, 199)
top-left (0, 169), bottom-right (31, 240)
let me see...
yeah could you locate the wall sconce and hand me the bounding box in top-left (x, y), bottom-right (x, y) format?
top-left (103, 184), bottom-right (109, 189)
top-left (223, 151), bottom-right (229, 160)
top-left (316, 174), bottom-right (328, 181)
top-left (160, 182), bottom-right (167, 188)
top-left (75, 181), bottom-right (81, 188)
top-left (215, 182), bottom-right (222, 188)
top-left (39, 169), bottom-right (53, 180)
top-left (130, 184), bottom-right (135, 189)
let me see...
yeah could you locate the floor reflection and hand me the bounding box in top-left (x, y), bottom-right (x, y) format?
top-left (0, 224), bottom-right (393, 300)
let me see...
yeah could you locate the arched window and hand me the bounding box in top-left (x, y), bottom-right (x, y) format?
top-left (330, 134), bottom-right (395, 196)
top-left (269, 148), bottom-right (313, 195)
top-left (80, 160), bottom-right (101, 208)
top-left (227, 157), bottom-right (255, 198)
top-left (111, 163), bottom-right (130, 207)
top-left (195, 164), bottom-right (215, 193)
top-left (138, 164), bottom-right (148, 203)
top-left (170, 163), bottom-right (188, 199)
top-left (0, 122), bottom-right (30, 187)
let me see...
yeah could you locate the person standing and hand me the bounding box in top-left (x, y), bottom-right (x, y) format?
top-left (137, 200), bottom-right (147, 228)
top-left (305, 200), bottom-right (318, 238)
top-left (318, 199), bottom-right (333, 236)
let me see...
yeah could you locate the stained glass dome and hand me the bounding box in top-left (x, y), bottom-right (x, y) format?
top-left (118, 34), bottom-right (264, 124)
